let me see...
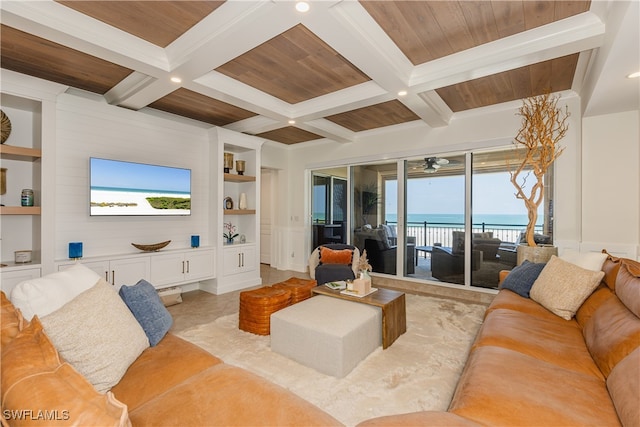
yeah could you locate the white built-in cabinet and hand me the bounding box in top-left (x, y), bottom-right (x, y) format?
top-left (202, 128), bottom-right (264, 294)
top-left (58, 257), bottom-right (150, 290)
top-left (57, 248), bottom-right (215, 291)
top-left (150, 248), bottom-right (215, 287)
top-left (223, 244), bottom-right (256, 276)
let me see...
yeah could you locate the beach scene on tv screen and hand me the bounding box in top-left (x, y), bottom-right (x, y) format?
top-left (90, 158), bottom-right (191, 216)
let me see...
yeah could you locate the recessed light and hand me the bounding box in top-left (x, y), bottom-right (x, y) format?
top-left (288, 120), bottom-right (296, 125)
top-left (170, 76), bottom-right (182, 83)
top-left (627, 71), bottom-right (640, 79)
top-left (398, 90), bottom-right (408, 96)
top-left (295, 2), bottom-right (310, 13)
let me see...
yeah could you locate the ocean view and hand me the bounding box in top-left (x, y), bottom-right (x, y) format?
top-left (386, 213), bottom-right (541, 229)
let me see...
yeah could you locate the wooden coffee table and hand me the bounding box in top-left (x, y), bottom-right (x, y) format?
top-left (312, 286), bottom-right (406, 349)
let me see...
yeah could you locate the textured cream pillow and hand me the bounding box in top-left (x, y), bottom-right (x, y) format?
top-left (530, 255), bottom-right (604, 320)
top-left (40, 279), bottom-right (149, 393)
top-left (560, 249), bottom-right (608, 271)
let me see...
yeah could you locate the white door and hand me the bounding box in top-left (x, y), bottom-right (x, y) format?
top-left (260, 168), bottom-right (273, 264)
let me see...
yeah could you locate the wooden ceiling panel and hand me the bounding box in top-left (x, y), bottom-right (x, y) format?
top-left (216, 24), bottom-right (371, 104)
top-left (56, 1), bottom-right (224, 48)
top-left (435, 54), bottom-right (580, 112)
top-left (326, 100), bottom-right (420, 132)
top-left (255, 127), bottom-right (324, 145)
top-left (360, 1), bottom-right (590, 65)
top-left (0, 25), bottom-right (132, 95)
top-left (149, 88), bottom-right (256, 127)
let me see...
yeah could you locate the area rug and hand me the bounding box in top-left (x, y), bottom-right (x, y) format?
top-left (176, 293), bottom-right (486, 426)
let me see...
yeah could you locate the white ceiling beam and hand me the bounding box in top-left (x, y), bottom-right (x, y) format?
top-left (409, 12), bottom-right (606, 92)
top-left (0, 1), bottom-right (169, 73)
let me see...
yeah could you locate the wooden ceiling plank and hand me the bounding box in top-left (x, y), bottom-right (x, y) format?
top-left (256, 126), bottom-right (323, 145)
top-left (149, 88), bottom-right (256, 127)
top-left (551, 54), bottom-right (580, 91)
top-left (216, 24), bottom-right (369, 105)
top-left (508, 65), bottom-right (534, 101)
top-left (529, 60), bottom-right (553, 95)
top-left (488, 71), bottom-right (516, 104)
top-left (427, 1), bottom-right (477, 55)
top-left (56, 1), bottom-right (223, 48)
top-left (458, 1), bottom-right (501, 46)
top-left (554, 1), bottom-right (592, 21)
top-left (523, 1), bottom-right (555, 30)
top-left (359, 1), bottom-right (446, 65)
top-left (0, 24), bottom-right (132, 95)
top-left (490, 0), bottom-right (526, 38)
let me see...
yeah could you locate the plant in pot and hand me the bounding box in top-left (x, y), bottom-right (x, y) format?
top-left (510, 91), bottom-right (569, 264)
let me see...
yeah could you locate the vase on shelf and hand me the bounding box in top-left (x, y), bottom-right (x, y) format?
top-left (226, 237), bottom-right (234, 244)
top-left (223, 152), bottom-right (234, 173)
top-left (239, 192), bottom-right (247, 210)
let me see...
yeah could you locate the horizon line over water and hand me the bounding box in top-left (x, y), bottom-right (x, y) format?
top-left (386, 213), bottom-right (542, 227)
top-left (311, 212), bottom-right (542, 228)
top-left (91, 186), bottom-right (190, 196)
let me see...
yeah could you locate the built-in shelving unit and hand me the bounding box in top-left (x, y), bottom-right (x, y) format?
top-left (203, 127), bottom-right (264, 295)
top-left (0, 93), bottom-right (44, 275)
top-left (224, 209), bottom-right (256, 215)
top-left (0, 206), bottom-right (41, 215)
top-left (223, 173), bottom-right (256, 183)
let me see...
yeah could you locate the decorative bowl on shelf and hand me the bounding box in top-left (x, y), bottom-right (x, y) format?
top-left (131, 240), bottom-right (171, 252)
top-left (1, 110), bottom-right (11, 144)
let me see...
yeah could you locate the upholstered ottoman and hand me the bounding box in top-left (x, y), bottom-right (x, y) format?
top-left (239, 287), bottom-right (292, 335)
top-left (272, 277), bottom-right (317, 304)
top-left (270, 295), bottom-right (382, 377)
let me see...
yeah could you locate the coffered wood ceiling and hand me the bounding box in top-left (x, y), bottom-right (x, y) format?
top-left (1, 0), bottom-right (633, 145)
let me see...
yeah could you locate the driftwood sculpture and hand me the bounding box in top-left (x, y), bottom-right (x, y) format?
top-left (510, 92), bottom-right (569, 247)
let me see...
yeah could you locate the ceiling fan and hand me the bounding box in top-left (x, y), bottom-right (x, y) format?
top-left (421, 157), bottom-right (450, 174)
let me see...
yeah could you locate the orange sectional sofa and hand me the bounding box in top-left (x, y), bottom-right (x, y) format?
top-left (361, 254), bottom-right (640, 426)
top-left (1, 289), bottom-right (342, 427)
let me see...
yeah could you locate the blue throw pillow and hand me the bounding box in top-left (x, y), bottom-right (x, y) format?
top-left (119, 279), bottom-right (173, 346)
top-left (501, 260), bottom-right (547, 298)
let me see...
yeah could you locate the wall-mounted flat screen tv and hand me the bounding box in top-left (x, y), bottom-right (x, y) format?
top-left (90, 157), bottom-right (191, 216)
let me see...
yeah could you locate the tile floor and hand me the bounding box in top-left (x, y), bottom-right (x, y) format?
top-left (167, 264), bottom-right (313, 334)
top-left (167, 264), bottom-right (494, 334)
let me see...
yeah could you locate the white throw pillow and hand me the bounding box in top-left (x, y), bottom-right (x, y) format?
top-left (560, 249), bottom-right (608, 272)
top-left (40, 279), bottom-right (150, 393)
top-left (10, 263), bottom-right (101, 320)
top-left (530, 255), bottom-right (604, 320)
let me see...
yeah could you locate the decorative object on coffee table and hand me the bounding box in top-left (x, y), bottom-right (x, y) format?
top-left (510, 92), bottom-right (568, 264)
top-left (1, 110), bottom-right (11, 144)
top-left (131, 240), bottom-right (171, 252)
top-left (223, 152), bottom-right (234, 173)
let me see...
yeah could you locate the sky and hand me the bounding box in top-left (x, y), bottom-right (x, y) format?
top-left (386, 171), bottom-right (539, 216)
top-left (90, 158), bottom-right (191, 193)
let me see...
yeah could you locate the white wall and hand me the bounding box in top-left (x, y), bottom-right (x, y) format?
top-left (581, 110), bottom-right (640, 258)
top-left (54, 94), bottom-right (211, 261)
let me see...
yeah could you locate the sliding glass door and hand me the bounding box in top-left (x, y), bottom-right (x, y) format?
top-left (404, 155), bottom-right (467, 284)
top-left (311, 168), bottom-right (347, 248)
top-left (469, 150), bottom-right (550, 289)
top-left (309, 148), bottom-right (554, 290)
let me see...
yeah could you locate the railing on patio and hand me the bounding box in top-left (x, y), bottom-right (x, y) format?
top-left (386, 221), bottom-right (544, 248)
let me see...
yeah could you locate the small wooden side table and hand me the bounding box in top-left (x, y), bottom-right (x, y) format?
top-left (312, 286), bottom-right (406, 349)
